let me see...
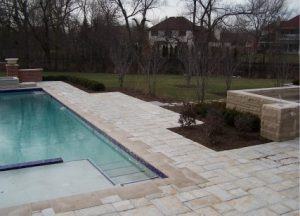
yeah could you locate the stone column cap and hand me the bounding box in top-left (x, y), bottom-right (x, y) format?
top-left (5, 58), bottom-right (19, 65)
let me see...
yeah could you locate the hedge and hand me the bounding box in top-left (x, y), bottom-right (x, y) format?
top-left (43, 75), bottom-right (105, 91)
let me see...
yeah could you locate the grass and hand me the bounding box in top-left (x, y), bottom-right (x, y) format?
top-left (42, 72), bottom-right (280, 101)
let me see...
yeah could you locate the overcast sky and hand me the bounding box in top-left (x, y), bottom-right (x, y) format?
top-left (148, 0), bottom-right (300, 24)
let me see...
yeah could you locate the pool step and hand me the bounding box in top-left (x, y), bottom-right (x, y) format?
top-left (97, 160), bottom-right (158, 185)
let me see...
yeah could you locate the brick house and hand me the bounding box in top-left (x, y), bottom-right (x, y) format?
top-left (260, 15), bottom-right (299, 54)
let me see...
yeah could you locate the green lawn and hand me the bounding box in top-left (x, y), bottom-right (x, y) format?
top-left (42, 72), bottom-right (280, 101)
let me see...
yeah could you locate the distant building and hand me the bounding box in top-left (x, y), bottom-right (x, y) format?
top-left (148, 17), bottom-right (255, 57)
top-left (260, 15), bottom-right (299, 54)
top-left (219, 31), bottom-right (256, 54)
top-left (148, 17), bottom-right (196, 57)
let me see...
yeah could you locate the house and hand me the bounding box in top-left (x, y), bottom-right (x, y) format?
top-left (148, 17), bottom-right (197, 56)
top-left (260, 15), bottom-right (299, 54)
top-left (219, 31), bottom-right (256, 54)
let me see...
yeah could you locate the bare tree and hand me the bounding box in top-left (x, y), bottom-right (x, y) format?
top-left (236, 0), bottom-right (287, 76)
top-left (269, 49), bottom-right (292, 87)
top-left (178, 44), bottom-right (193, 86)
top-left (110, 40), bottom-right (133, 88)
top-left (138, 45), bottom-right (163, 96)
top-left (111, 0), bottom-right (142, 42)
top-left (220, 48), bottom-right (240, 91)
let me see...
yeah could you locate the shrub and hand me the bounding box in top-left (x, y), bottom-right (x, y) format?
top-left (223, 109), bottom-right (239, 127)
top-left (194, 102), bottom-right (226, 118)
top-left (194, 103), bottom-right (208, 118)
top-left (203, 110), bottom-right (224, 144)
top-left (178, 102), bottom-right (197, 127)
top-left (234, 113), bottom-right (260, 132)
top-left (292, 80), bottom-right (299, 85)
top-left (43, 75), bottom-right (105, 91)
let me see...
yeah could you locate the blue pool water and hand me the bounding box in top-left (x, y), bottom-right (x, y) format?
top-left (0, 90), bottom-right (161, 184)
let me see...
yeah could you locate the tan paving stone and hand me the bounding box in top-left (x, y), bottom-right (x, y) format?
top-left (195, 207), bottom-right (222, 216)
top-left (74, 204), bottom-right (115, 216)
top-left (184, 195), bottom-right (220, 211)
top-left (119, 205), bottom-right (163, 216)
top-left (151, 196), bottom-right (190, 215)
top-left (244, 208), bottom-right (279, 216)
top-left (112, 200), bottom-right (134, 212)
top-left (227, 195), bottom-right (267, 213)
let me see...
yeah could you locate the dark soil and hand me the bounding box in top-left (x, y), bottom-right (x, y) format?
top-left (164, 105), bottom-right (270, 151)
top-left (169, 124), bottom-right (270, 151)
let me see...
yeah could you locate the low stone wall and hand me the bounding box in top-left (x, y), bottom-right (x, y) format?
top-left (226, 86), bottom-right (299, 117)
top-left (226, 86), bottom-right (299, 141)
top-left (261, 103), bottom-right (299, 141)
top-left (18, 69), bottom-right (43, 82)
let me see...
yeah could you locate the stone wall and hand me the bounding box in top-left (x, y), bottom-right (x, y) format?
top-left (261, 103), bottom-right (299, 141)
top-left (226, 86), bottom-right (300, 141)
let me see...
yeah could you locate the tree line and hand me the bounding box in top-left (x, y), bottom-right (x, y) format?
top-left (0, 0), bottom-right (292, 99)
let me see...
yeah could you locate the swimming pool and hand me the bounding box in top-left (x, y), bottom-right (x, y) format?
top-left (0, 89), bottom-right (164, 185)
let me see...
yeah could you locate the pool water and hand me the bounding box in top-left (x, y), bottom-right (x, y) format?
top-left (0, 90), bottom-right (160, 184)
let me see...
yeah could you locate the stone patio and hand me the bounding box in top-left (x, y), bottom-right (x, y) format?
top-left (1, 82), bottom-right (299, 216)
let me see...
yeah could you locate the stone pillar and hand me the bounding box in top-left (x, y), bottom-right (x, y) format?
top-left (261, 103), bottom-right (299, 141)
top-left (5, 58), bottom-right (19, 77)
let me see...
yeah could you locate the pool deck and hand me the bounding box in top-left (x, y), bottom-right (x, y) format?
top-left (1, 81), bottom-right (299, 216)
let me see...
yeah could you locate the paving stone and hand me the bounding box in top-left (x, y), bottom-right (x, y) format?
top-left (282, 211), bottom-right (300, 216)
top-left (101, 196), bottom-right (122, 204)
top-left (112, 200), bottom-right (134, 212)
top-left (41, 208), bottom-right (55, 216)
top-left (227, 196), bottom-right (267, 213)
top-left (235, 177), bottom-right (266, 191)
top-left (56, 212), bottom-right (76, 216)
top-left (269, 203), bottom-right (291, 214)
top-left (190, 189), bottom-right (210, 198)
top-left (245, 208), bottom-right (278, 216)
top-left (74, 204), bottom-right (115, 216)
top-left (195, 207), bottom-right (222, 216)
top-left (32, 212), bottom-right (43, 216)
top-left (177, 191), bottom-right (197, 202)
top-left (229, 188), bottom-right (248, 198)
top-left (184, 195), bottom-right (220, 211)
top-left (205, 185), bottom-right (234, 201)
top-left (249, 187), bottom-right (284, 204)
top-left (119, 205), bottom-right (163, 216)
top-left (130, 198), bottom-right (151, 207)
top-left (282, 199), bottom-right (300, 211)
top-left (212, 203), bottom-right (233, 214)
top-left (151, 196), bottom-right (190, 215)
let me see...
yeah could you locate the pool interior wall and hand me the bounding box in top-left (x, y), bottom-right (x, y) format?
top-left (0, 89), bottom-right (166, 185)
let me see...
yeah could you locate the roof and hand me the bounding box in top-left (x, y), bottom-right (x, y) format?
top-left (279, 15), bottom-right (300, 29)
top-left (149, 17), bottom-right (196, 31)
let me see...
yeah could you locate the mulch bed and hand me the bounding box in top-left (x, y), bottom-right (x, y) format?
top-left (169, 125), bottom-right (270, 151)
top-left (165, 105), bottom-right (270, 151)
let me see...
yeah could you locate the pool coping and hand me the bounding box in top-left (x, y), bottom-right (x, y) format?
top-left (0, 83), bottom-right (207, 215)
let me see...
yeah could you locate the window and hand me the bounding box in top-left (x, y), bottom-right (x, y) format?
top-left (179, 31), bottom-right (186, 36)
top-left (151, 30), bottom-right (158, 36)
top-left (165, 30), bottom-right (172, 37)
